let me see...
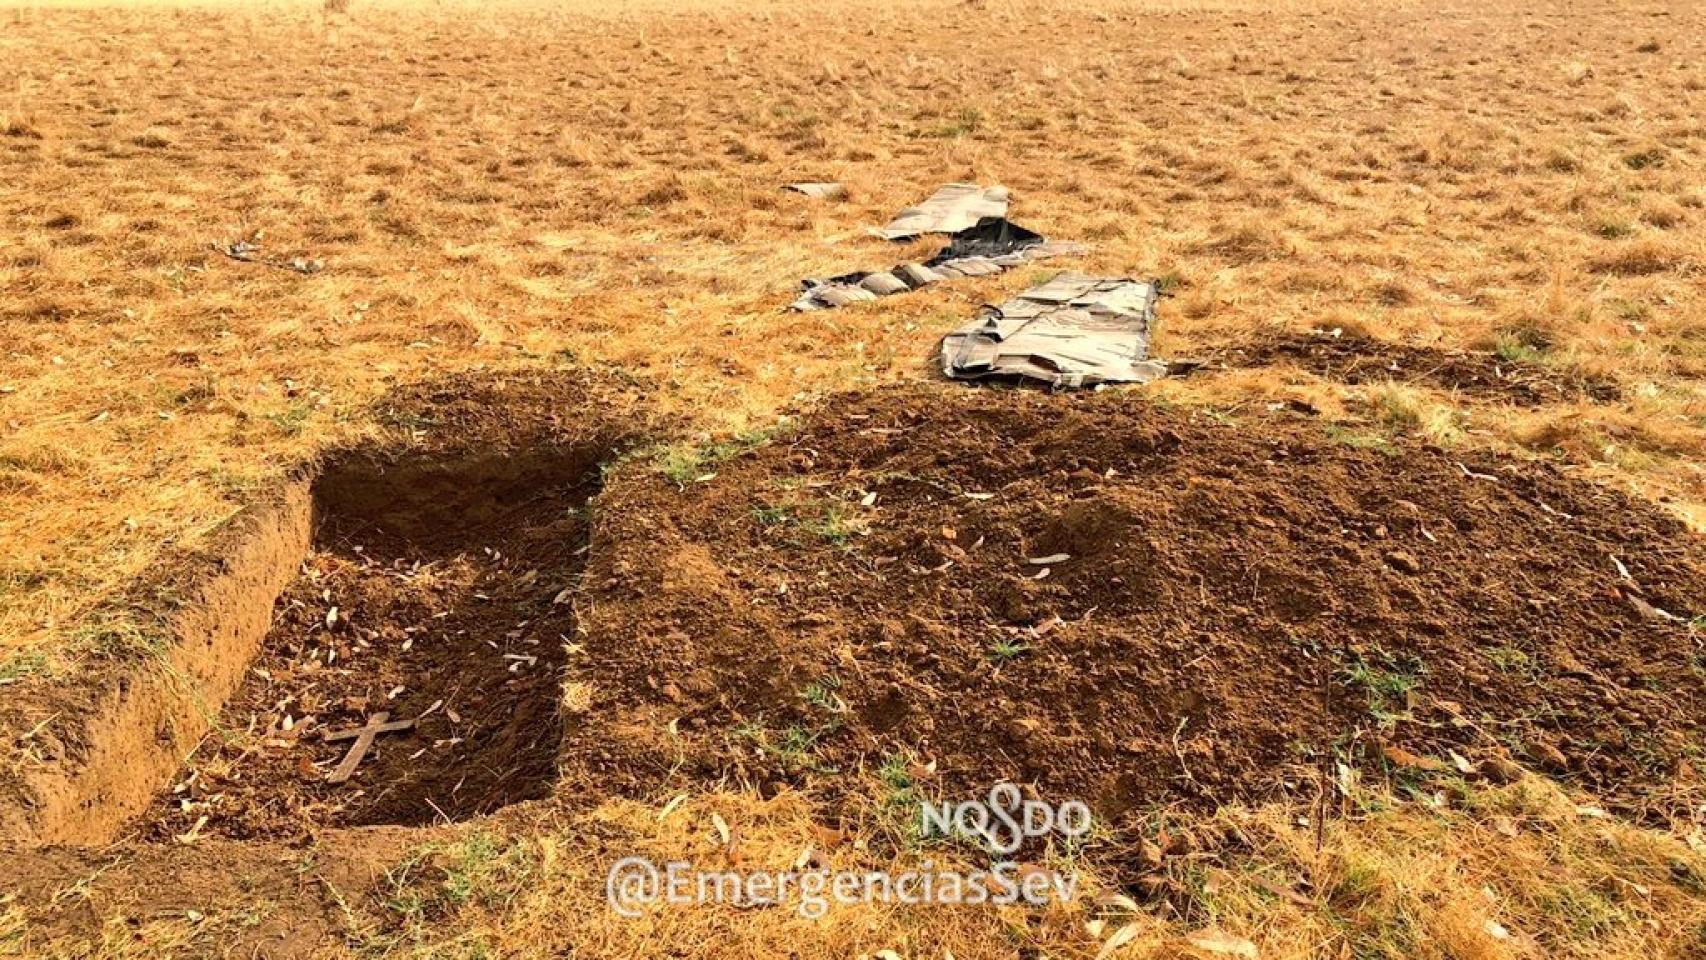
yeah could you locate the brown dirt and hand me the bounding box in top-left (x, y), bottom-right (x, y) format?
top-left (568, 383), bottom-right (1706, 825)
top-left (0, 827), bottom-right (413, 958)
top-left (0, 482), bottom-right (313, 845)
top-left (1206, 329), bottom-right (1622, 405)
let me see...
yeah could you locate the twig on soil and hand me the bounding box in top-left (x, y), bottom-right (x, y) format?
top-left (17, 712), bottom-right (58, 743)
top-left (1315, 635), bottom-right (1337, 853)
top-left (1171, 716), bottom-right (1197, 787)
top-left (48, 860), bottom-right (120, 907)
top-left (174, 814), bottom-right (209, 844)
top-left (1455, 461), bottom-right (1499, 482)
top-left (1610, 554), bottom-right (1633, 582)
top-left (1401, 359), bottom-right (1454, 389)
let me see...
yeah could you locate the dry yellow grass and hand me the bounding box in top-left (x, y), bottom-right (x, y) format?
top-left (1, 0), bottom-right (1704, 956)
top-left (10, 774), bottom-right (1706, 959)
top-left (3, 0), bottom-right (1704, 665)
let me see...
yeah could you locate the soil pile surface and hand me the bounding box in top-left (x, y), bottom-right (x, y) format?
top-left (574, 384), bottom-right (1705, 823)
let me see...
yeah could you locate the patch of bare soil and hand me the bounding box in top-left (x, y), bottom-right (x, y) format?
top-left (0, 828), bottom-right (413, 957)
top-left (570, 384), bottom-right (1705, 825)
top-left (1209, 329), bottom-right (1622, 405)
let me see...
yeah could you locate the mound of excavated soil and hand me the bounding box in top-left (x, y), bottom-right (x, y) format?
top-left (571, 384), bottom-right (1705, 823)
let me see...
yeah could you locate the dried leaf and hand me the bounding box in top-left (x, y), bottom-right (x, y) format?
top-left (1334, 761), bottom-right (1360, 797)
top-left (1186, 928), bottom-right (1258, 958)
top-left (1381, 744), bottom-right (1446, 771)
top-left (1012, 862), bottom-right (1050, 885)
top-left (1252, 876), bottom-right (1313, 908)
top-left (658, 793), bottom-right (689, 820)
top-left (1094, 892), bottom-right (1141, 914)
top-left (1095, 923), bottom-right (1140, 960)
top-left (726, 825), bottom-right (744, 866)
top-left (1031, 615), bottom-right (1065, 638)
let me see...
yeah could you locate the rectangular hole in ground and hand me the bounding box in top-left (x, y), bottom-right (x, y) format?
top-left (145, 447), bottom-right (607, 841)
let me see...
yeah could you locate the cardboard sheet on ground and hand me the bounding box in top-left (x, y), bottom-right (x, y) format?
top-left (790, 216), bottom-right (1083, 311)
top-left (939, 272), bottom-right (1167, 388)
top-left (874, 182), bottom-right (1010, 239)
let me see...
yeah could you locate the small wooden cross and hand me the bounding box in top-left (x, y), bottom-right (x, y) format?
top-left (322, 711), bottom-right (416, 784)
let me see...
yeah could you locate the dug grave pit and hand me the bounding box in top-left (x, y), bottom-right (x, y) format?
top-left (137, 373), bottom-right (654, 844)
top-left (146, 449), bottom-right (602, 841)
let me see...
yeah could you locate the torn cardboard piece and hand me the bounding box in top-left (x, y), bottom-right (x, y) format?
top-left (213, 240), bottom-right (325, 275)
top-left (932, 217), bottom-right (1064, 262)
top-left (790, 216), bottom-right (1083, 312)
top-left (939, 272), bottom-right (1168, 388)
top-left (785, 182), bottom-right (847, 200)
top-left (875, 182), bottom-right (1010, 240)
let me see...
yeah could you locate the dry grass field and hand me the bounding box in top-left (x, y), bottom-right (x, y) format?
top-left (2, 0), bottom-right (1705, 957)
